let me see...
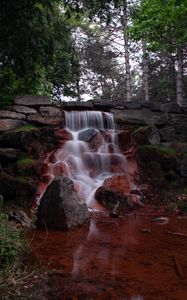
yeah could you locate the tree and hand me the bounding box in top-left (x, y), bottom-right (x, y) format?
top-left (64, 0), bottom-right (134, 102)
top-left (0, 0), bottom-right (77, 105)
top-left (130, 0), bottom-right (187, 106)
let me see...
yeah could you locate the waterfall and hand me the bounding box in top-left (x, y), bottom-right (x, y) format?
top-left (60, 111), bottom-right (127, 207)
top-left (35, 110), bottom-right (128, 209)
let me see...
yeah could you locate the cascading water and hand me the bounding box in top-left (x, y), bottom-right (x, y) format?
top-left (56, 111), bottom-right (128, 207)
top-left (36, 110), bottom-right (132, 209)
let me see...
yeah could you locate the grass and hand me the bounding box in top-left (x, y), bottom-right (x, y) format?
top-left (0, 195), bottom-right (33, 298)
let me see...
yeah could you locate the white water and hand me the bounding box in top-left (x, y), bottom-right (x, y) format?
top-left (59, 111), bottom-right (127, 207)
top-left (36, 111), bottom-right (128, 208)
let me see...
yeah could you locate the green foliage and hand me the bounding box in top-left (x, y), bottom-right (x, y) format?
top-left (130, 0), bottom-right (187, 51)
top-left (0, 197), bottom-right (29, 270)
top-left (0, 0), bottom-right (78, 106)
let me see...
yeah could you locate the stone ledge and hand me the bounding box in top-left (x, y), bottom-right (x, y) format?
top-left (15, 96), bottom-right (51, 106)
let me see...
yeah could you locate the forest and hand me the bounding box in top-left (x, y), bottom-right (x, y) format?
top-left (0, 0), bottom-right (187, 106)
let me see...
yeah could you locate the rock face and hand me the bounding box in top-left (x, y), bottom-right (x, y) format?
top-left (37, 175), bottom-right (89, 230)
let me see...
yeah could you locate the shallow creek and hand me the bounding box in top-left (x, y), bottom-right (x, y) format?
top-left (30, 206), bottom-right (187, 300)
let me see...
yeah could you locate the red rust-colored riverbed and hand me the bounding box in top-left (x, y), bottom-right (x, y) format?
top-left (30, 206), bottom-right (187, 300)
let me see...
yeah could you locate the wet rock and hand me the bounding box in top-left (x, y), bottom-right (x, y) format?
top-left (161, 102), bottom-right (181, 113)
top-left (0, 119), bottom-right (25, 131)
top-left (0, 110), bottom-right (26, 120)
top-left (28, 114), bottom-right (61, 126)
top-left (78, 128), bottom-right (98, 143)
top-left (37, 175), bottom-right (89, 230)
top-left (14, 96), bottom-right (51, 106)
top-left (95, 175), bottom-right (131, 210)
top-left (10, 105), bottom-right (38, 114)
top-left (39, 106), bottom-right (62, 117)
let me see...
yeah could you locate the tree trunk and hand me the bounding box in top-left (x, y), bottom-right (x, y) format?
top-left (76, 79), bottom-right (81, 102)
top-left (142, 40), bottom-right (149, 102)
top-left (176, 47), bottom-right (184, 106)
top-left (121, 0), bottom-right (131, 102)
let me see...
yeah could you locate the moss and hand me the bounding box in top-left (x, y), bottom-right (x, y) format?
top-left (139, 144), bottom-right (177, 157)
top-left (132, 125), bottom-right (151, 135)
top-left (17, 158), bottom-right (36, 166)
top-left (14, 124), bottom-right (38, 132)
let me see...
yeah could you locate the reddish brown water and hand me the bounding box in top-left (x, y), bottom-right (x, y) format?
top-left (30, 206), bottom-right (187, 300)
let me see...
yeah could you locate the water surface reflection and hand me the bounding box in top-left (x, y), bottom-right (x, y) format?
top-left (31, 210), bottom-right (187, 299)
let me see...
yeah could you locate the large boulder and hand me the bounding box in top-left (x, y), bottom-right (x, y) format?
top-left (37, 175), bottom-right (89, 230)
top-left (14, 96), bottom-right (51, 106)
top-left (95, 175), bottom-right (141, 213)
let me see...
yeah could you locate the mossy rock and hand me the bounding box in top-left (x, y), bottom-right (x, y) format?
top-left (138, 144), bottom-right (177, 171)
top-left (133, 125), bottom-right (160, 145)
top-left (0, 172), bottom-right (37, 207)
top-left (0, 127), bottom-right (58, 158)
top-left (16, 158), bottom-right (39, 177)
top-left (14, 124), bottom-right (39, 132)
